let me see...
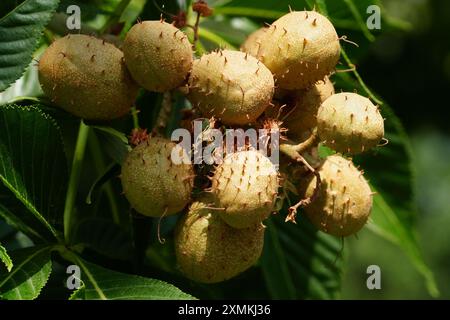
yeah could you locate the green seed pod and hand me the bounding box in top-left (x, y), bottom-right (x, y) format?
top-left (285, 77), bottom-right (335, 141)
top-left (123, 21), bottom-right (193, 92)
top-left (256, 11), bottom-right (340, 90)
top-left (317, 92), bottom-right (384, 154)
top-left (240, 27), bottom-right (267, 58)
top-left (211, 150), bottom-right (279, 229)
top-left (38, 34), bottom-right (139, 120)
top-left (187, 50), bottom-right (275, 125)
top-left (175, 199), bottom-right (265, 283)
top-left (299, 155), bottom-right (373, 237)
top-left (121, 137), bottom-right (194, 217)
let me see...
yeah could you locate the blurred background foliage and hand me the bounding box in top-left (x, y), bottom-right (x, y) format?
top-left (342, 0), bottom-right (450, 299)
top-left (0, 0), bottom-right (449, 300)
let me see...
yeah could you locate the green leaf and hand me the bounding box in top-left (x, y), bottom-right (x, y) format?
top-left (91, 126), bottom-right (129, 145)
top-left (0, 202), bottom-right (47, 242)
top-left (0, 0), bottom-right (60, 92)
top-left (339, 48), bottom-right (383, 105)
top-left (72, 218), bottom-right (133, 260)
top-left (92, 126), bottom-right (130, 165)
top-left (68, 255), bottom-right (195, 300)
top-left (261, 219), bottom-right (296, 299)
top-left (68, 282), bottom-right (85, 300)
top-left (341, 0), bottom-right (375, 41)
top-left (0, 243), bottom-right (12, 272)
top-left (261, 214), bottom-right (343, 299)
top-left (0, 54), bottom-right (43, 105)
top-left (198, 27), bottom-right (237, 51)
top-left (85, 163), bottom-right (120, 205)
top-left (213, 6), bottom-right (285, 20)
top-left (313, 0), bottom-right (328, 15)
top-left (0, 246), bottom-right (52, 299)
top-left (212, 0), bottom-right (407, 42)
top-left (369, 190), bottom-right (438, 297)
top-left (200, 17), bottom-right (259, 48)
top-left (212, 0), bottom-right (309, 19)
top-left (0, 104), bottom-right (68, 239)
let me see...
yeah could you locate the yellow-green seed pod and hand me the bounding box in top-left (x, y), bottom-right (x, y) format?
top-left (38, 34), bottom-right (139, 120)
top-left (256, 11), bottom-right (340, 90)
top-left (299, 155), bottom-right (373, 237)
top-left (123, 21), bottom-right (193, 92)
top-left (317, 92), bottom-right (384, 154)
top-left (240, 27), bottom-right (267, 58)
top-left (187, 50), bottom-right (275, 125)
top-left (175, 199), bottom-right (265, 283)
top-left (211, 150), bottom-right (279, 229)
top-left (285, 77), bottom-right (335, 141)
top-left (121, 137), bottom-right (194, 217)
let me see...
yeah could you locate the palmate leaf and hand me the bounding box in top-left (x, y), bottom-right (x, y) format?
top-left (0, 0), bottom-right (60, 92)
top-left (0, 104), bottom-right (68, 239)
top-left (262, 214), bottom-right (343, 299)
top-left (72, 218), bottom-right (134, 260)
top-left (0, 201), bottom-right (48, 242)
top-left (0, 246), bottom-right (52, 300)
top-left (69, 255), bottom-right (195, 300)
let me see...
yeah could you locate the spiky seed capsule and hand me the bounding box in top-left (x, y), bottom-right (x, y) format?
top-left (299, 155), bottom-right (373, 237)
top-left (211, 150), bottom-right (279, 228)
top-left (255, 11), bottom-right (340, 90)
top-left (174, 199), bottom-right (265, 283)
top-left (121, 137), bottom-right (194, 217)
top-left (240, 27), bottom-right (267, 58)
top-left (123, 21), bottom-right (193, 92)
top-left (317, 92), bottom-right (384, 154)
top-left (285, 77), bottom-right (335, 141)
top-left (187, 50), bottom-right (275, 125)
top-left (38, 34), bottom-right (139, 120)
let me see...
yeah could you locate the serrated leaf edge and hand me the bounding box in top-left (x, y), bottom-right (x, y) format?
top-left (0, 103), bottom-right (67, 238)
top-left (0, 0), bottom-right (60, 92)
top-left (0, 243), bottom-right (13, 272)
top-left (0, 246), bottom-right (52, 300)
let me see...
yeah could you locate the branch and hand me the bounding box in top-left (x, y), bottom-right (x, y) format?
top-left (192, 12), bottom-right (201, 51)
top-left (279, 131), bottom-right (321, 224)
top-left (285, 156), bottom-right (321, 224)
top-left (279, 128), bottom-right (320, 157)
top-left (63, 121), bottom-right (90, 243)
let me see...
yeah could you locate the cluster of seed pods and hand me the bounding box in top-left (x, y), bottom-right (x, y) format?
top-left (38, 9), bottom-right (386, 284)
